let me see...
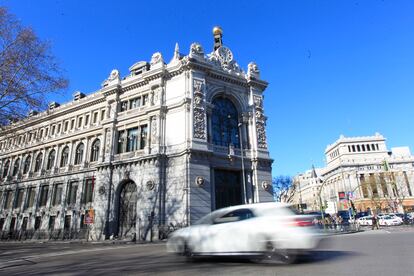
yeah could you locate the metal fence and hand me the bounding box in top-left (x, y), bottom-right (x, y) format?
top-left (0, 229), bottom-right (89, 241)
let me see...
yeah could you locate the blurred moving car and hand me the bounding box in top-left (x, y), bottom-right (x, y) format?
top-left (167, 202), bottom-right (323, 263)
top-left (356, 216), bottom-right (373, 226)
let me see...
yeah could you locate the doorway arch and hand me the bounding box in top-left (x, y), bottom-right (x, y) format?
top-left (115, 180), bottom-right (138, 239)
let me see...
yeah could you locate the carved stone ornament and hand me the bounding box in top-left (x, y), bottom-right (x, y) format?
top-left (150, 87), bottom-right (160, 105)
top-left (256, 121), bottom-right (268, 149)
top-left (101, 69), bottom-right (120, 87)
top-left (146, 180), bottom-right (155, 191)
top-left (189, 42), bottom-right (204, 58)
top-left (195, 176), bottom-right (205, 187)
top-left (98, 186), bottom-right (106, 195)
top-left (247, 62), bottom-right (260, 78)
top-left (151, 116), bottom-right (158, 143)
top-left (192, 80), bottom-right (206, 140)
top-left (253, 95), bottom-right (263, 109)
top-left (261, 181), bottom-right (271, 191)
top-left (207, 46), bottom-right (243, 76)
top-left (150, 52), bottom-right (164, 66)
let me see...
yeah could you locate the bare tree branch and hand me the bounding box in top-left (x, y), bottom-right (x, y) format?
top-left (0, 6), bottom-right (68, 126)
top-left (272, 175), bottom-right (296, 203)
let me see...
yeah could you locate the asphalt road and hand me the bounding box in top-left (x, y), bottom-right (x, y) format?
top-left (0, 226), bottom-right (413, 276)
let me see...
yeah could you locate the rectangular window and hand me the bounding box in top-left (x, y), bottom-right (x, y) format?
top-left (127, 127), bottom-right (138, 152)
top-left (26, 187), bottom-right (36, 209)
top-left (142, 94), bottom-right (148, 106)
top-left (85, 115), bottom-right (90, 126)
top-left (83, 179), bottom-right (94, 204)
top-left (120, 101), bottom-right (128, 112)
top-left (51, 125), bottom-right (55, 135)
top-left (140, 124), bottom-right (148, 149)
top-left (4, 190), bottom-right (13, 209)
top-left (93, 112), bottom-right (98, 124)
top-left (64, 215), bottom-right (71, 230)
top-left (49, 216), bottom-right (56, 230)
top-left (39, 185), bottom-right (49, 207)
top-left (14, 188), bottom-right (24, 209)
top-left (21, 217), bottom-right (28, 231)
top-left (117, 130), bottom-right (126, 154)
top-left (67, 181), bottom-right (78, 205)
top-left (129, 97), bottom-right (141, 109)
top-left (78, 117), bottom-right (83, 128)
top-left (9, 217), bottom-right (16, 231)
top-left (101, 110), bottom-right (106, 120)
top-left (52, 183), bottom-right (63, 206)
top-left (34, 216), bottom-right (41, 230)
top-left (70, 119), bottom-right (75, 130)
top-left (45, 128), bottom-right (49, 137)
top-left (64, 121), bottom-right (69, 132)
top-left (57, 124), bottom-right (61, 134)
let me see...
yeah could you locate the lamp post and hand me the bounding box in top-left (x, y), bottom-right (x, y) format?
top-left (238, 122), bottom-right (247, 204)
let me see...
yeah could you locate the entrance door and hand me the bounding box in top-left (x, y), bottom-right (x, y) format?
top-left (214, 170), bottom-right (242, 209)
top-left (118, 181), bottom-right (138, 239)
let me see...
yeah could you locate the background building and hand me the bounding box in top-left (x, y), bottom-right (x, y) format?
top-left (0, 28), bottom-right (273, 241)
top-left (293, 133), bottom-right (414, 214)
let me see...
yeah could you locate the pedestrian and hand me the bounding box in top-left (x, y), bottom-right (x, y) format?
top-left (372, 214), bottom-right (379, 230)
top-left (338, 216), bottom-right (343, 231)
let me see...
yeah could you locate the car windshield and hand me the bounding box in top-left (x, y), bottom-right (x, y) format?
top-left (194, 209), bottom-right (227, 225)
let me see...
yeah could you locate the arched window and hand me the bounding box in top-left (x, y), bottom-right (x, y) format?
top-left (74, 143), bottom-right (84, 165)
top-left (60, 146), bottom-right (69, 167)
top-left (211, 97), bottom-right (240, 148)
top-left (12, 158), bottom-right (20, 176)
top-left (2, 160), bottom-right (10, 178)
top-left (90, 139), bottom-right (100, 162)
top-left (47, 150), bottom-right (55, 170)
top-left (34, 153), bottom-right (43, 172)
top-left (23, 155), bottom-right (31, 174)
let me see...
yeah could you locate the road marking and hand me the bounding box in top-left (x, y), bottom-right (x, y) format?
top-left (0, 243), bottom-right (165, 269)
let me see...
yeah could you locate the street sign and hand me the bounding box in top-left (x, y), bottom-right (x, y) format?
top-left (84, 209), bottom-right (94, 225)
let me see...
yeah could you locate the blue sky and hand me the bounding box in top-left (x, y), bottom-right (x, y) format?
top-left (3, 0), bottom-right (414, 176)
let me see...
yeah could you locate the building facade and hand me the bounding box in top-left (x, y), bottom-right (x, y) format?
top-left (293, 133), bottom-right (414, 214)
top-left (0, 28), bottom-right (273, 241)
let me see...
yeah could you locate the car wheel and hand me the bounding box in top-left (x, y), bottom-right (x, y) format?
top-left (262, 241), bottom-right (297, 264)
top-left (176, 239), bottom-right (192, 257)
top-left (182, 241), bottom-right (193, 258)
top-left (278, 249), bottom-right (298, 264)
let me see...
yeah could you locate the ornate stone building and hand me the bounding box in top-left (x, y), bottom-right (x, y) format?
top-left (0, 27), bottom-right (273, 241)
top-left (293, 133), bottom-right (414, 214)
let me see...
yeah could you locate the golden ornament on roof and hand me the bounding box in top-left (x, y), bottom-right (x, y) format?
top-left (213, 26), bottom-right (223, 35)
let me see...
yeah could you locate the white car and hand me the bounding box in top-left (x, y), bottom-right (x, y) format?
top-left (356, 216), bottom-right (373, 226)
top-left (379, 215), bottom-right (402, 226)
top-left (167, 202), bottom-right (323, 263)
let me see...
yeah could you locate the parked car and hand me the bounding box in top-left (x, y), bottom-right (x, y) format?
top-left (379, 215), bottom-right (403, 226)
top-left (356, 216), bottom-right (373, 226)
top-left (167, 202), bottom-right (323, 263)
top-left (379, 214), bottom-right (403, 224)
top-left (355, 212), bottom-right (369, 219)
